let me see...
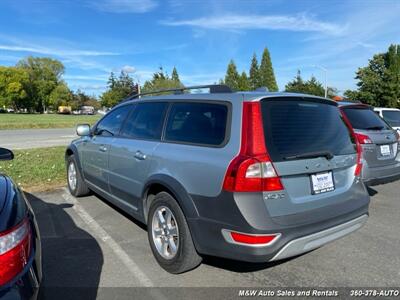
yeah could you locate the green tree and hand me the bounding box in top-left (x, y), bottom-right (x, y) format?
top-left (345, 44), bottom-right (400, 108)
top-left (100, 71), bottom-right (138, 107)
top-left (249, 53), bottom-right (260, 90)
top-left (382, 44), bottom-right (400, 107)
top-left (237, 71), bottom-right (250, 91)
top-left (142, 67), bottom-right (184, 95)
top-left (17, 56), bottom-right (65, 112)
top-left (259, 48), bottom-right (278, 91)
top-left (224, 60), bottom-right (240, 91)
top-left (285, 70), bottom-right (306, 93)
top-left (0, 66), bottom-right (29, 110)
top-left (285, 70), bottom-right (331, 97)
top-left (171, 67), bottom-right (180, 82)
top-left (49, 83), bottom-right (72, 109)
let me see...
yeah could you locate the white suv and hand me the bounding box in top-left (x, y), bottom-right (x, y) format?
top-left (374, 107), bottom-right (400, 132)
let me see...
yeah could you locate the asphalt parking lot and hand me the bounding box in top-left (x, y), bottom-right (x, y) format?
top-left (29, 181), bottom-right (400, 299)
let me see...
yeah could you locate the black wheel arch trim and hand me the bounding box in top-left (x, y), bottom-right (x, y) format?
top-left (65, 145), bottom-right (83, 175)
top-left (142, 174), bottom-right (200, 222)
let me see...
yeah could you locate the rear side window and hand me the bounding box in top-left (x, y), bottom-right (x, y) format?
top-left (95, 105), bottom-right (132, 136)
top-left (342, 107), bottom-right (390, 130)
top-left (382, 110), bottom-right (400, 127)
top-left (165, 102), bottom-right (228, 146)
top-left (261, 98), bottom-right (356, 162)
top-left (121, 102), bottom-right (168, 140)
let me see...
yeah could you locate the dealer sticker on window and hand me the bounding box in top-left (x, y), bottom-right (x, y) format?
top-left (311, 171), bottom-right (335, 195)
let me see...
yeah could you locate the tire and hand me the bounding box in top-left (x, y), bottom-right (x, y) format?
top-left (67, 155), bottom-right (90, 197)
top-left (147, 192), bottom-right (202, 274)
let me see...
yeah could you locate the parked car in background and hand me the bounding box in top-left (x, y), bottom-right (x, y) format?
top-left (80, 106), bottom-right (95, 115)
top-left (66, 85), bottom-right (370, 274)
top-left (0, 148), bottom-right (42, 299)
top-left (374, 107), bottom-right (400, 133)
top-left (339, 102), bottom-right (400, 185)
top-left (58, 106), bottom-right (72, 114)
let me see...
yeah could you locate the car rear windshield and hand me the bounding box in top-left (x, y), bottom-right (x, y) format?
top-left (342, 106), bottom-right (390, 130)
top-left (382, 110), bottom-right (400, 127)
top-left (261, 98), bottom-right (356, 162)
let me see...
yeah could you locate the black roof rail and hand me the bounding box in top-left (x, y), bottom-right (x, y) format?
top-left (123, 84), bottom-right (232, 102)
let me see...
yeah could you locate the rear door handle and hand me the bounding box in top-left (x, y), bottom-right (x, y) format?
top-left (99, 145), bottom-right (108, 152)
top-left (134, 150), bottom-right (147, 160)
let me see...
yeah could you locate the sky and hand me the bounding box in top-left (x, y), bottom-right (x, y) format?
top-left (0, 0), bottom-right (399, 96)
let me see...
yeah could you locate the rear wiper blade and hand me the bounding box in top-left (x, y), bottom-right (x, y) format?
top-left (365, 126), bottom-right (384, 130)
top-left (284, 150), bottom-right (334, 160)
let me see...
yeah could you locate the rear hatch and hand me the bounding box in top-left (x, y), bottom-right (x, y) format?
top-left (260, 97), bottom-right (359, 222)
top-left (342, 105), bottom-right (398, 168)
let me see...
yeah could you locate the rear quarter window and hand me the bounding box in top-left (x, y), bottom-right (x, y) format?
top-left (261, 98), bottom-right (356, 162)
top-left (164, 102), bottom-right (228, 146)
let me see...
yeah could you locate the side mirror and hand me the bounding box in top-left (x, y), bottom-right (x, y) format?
top-left (0, 148), bottom-right (14, 161)
top-left (76, 124), bottom-right (91, 136)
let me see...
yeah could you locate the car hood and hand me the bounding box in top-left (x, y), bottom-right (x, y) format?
top-left (0, 174), bottom-right (7, 214)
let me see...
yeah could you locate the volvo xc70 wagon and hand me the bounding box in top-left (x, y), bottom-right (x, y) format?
top-left (66, 85), bottom-right (370, 273)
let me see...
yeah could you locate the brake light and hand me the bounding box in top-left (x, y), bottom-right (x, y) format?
top-left (0, 219), bottom-right (32, 286)
top-left (340, 109), bottom-right (363, 177)
top-left (223, 102), bottom-right (283, 192)
top-left (230, 231), bottom-right (280, 245)
top-left (355, 133), bottom-right (373, 144)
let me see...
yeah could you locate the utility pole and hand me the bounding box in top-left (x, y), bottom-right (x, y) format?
top-left (313, 65), bottom-right (328, 98)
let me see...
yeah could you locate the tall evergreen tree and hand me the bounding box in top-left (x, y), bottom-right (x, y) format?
top-left (259, 48), bottom-right (278, 91)
top-left (224, 60), bottom-right (240, 91)
top-left (171, 67), bottom-right (180, 82)
top-left (237, 71), bottom-right (250, 91)
top-left (249, 53), bottom-right (260, 90)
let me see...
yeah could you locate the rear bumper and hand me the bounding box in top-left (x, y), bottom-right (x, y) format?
top-left (363, 160), bottom-right (400, 186)
top-left (270, 214), bottom-right (368, 261)
top-left (188, 189), bottom-right (370, 263)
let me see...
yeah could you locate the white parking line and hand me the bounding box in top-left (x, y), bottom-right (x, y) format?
top-left (61, 188), bottom-right (155, 287)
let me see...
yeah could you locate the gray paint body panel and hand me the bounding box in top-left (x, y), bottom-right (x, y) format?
top-left (67, 91), bottom-right (371, 262)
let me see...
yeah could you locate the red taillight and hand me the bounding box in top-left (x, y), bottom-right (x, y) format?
top-left (230, 231), bottom-right (279, 245)
top-left (0, 219), bottom-right (31, 286)
top-left (223, 102), bottom-right (283, 192)
top-left (354, 141), bottom-right (363, 177)
top-left (340, 109), bottom-right (363, 177)
top-left (355, 133), bottom-right (373, 144)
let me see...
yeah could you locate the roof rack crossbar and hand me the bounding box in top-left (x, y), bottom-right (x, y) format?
top-left (123, 84), bottom-right (232, 102)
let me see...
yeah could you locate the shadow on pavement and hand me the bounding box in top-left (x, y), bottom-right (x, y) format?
top-left (27, 193), bottom-right (104, 300)
top-left (202, 252), bottom-right (309, 273)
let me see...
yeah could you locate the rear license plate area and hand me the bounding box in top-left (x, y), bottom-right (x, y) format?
top-left (310, 171), bottom-right (335, 195)
top-left (380, 145), bottom-right (391, 156)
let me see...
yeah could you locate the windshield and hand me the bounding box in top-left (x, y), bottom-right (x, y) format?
top-left (342, 107), bottom-right (390, 130)
top-left (382, 110), bottom-right (400, 127)
top-left (261, 98), bottom-right (356, 162)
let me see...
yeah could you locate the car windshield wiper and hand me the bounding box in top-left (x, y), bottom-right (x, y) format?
top-left (365, 126), bottom-right (384, 130)
top-left (284, 150), bottom-right (334, 161)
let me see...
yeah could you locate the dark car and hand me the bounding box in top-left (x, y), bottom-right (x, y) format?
top-left (0, 148), bottom-right (42, 300)
top-left (339, 102), bottom-right (400, 185)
